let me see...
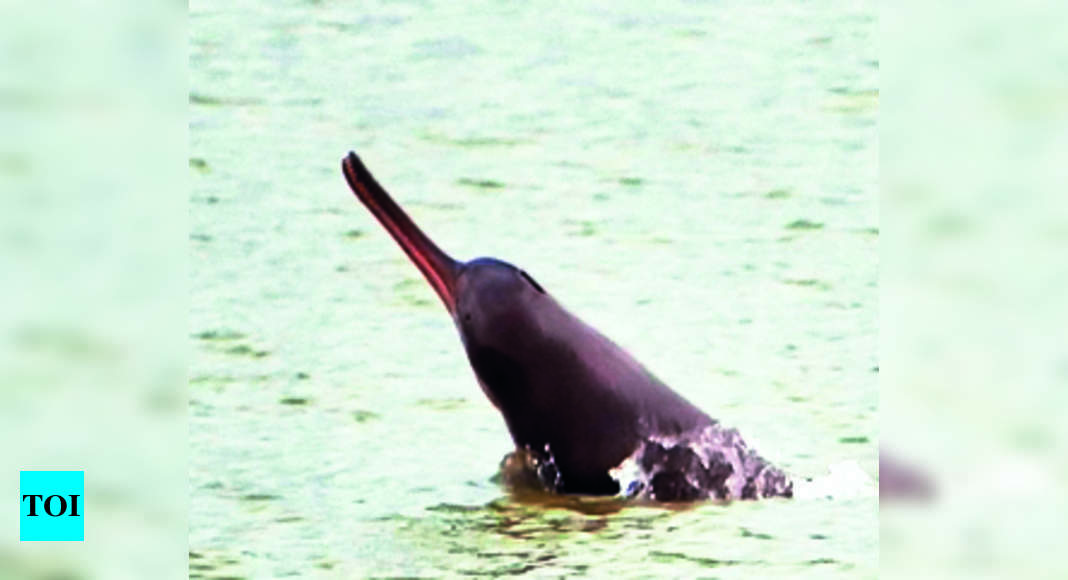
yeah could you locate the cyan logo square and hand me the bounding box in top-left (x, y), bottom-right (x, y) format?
top-left (20, 470), bottom-right (84, 542)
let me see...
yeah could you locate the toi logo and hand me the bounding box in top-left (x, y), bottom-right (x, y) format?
top-left (20, 471), bottom-right (84, 542)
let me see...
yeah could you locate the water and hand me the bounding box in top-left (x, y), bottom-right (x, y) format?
top-left (190, 0), bottom-right (877, 576)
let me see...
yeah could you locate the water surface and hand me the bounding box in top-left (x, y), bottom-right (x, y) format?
top-left (190, 0), bottom-right (877, 576)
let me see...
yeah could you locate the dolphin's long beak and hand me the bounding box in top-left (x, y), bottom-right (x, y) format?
top-left (342, 152), bottom-right (461, 314)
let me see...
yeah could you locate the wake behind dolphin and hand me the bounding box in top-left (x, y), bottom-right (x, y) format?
top-left (341, 151), bottom-right (793, 502)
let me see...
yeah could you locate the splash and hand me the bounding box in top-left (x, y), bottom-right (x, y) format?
top-left (617, 424), bottom-right (794, 501)
top-left (499, 424), bottom-right (794, 502)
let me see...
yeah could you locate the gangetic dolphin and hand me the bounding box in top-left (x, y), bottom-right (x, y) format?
top-left (341, 152), bottom-right (792, 502)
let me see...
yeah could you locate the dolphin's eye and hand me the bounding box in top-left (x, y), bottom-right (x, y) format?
top-left (518, 270), bottom-right (545, 294)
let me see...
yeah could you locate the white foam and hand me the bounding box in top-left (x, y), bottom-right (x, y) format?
top-left (793, 460), bottom-right (877, 500)
top-left (608, 452), bottom-right (647, 498)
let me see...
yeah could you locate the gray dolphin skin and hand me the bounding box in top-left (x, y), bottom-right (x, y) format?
top-left (341, 151), bottom-right (792, 502)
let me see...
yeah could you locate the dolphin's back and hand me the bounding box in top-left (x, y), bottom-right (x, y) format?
top-left (467, 300), bottom-right (714, 494)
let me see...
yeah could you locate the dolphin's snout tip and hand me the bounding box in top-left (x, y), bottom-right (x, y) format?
top-left (342, 152), bottom-right (368, 189)
top-left (342, 151), bottom-right (357, 169)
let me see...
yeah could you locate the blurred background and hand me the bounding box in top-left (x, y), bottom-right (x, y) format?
top-left (880, 0), bottom-right (1068, 577)
top-left (1, 0), bottom-right (1064, 578)
top-left (0, 0), bottom-right (186, 578)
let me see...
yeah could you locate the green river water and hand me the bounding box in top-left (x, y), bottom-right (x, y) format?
top-left (190, 0), bottom-right (877, 577)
